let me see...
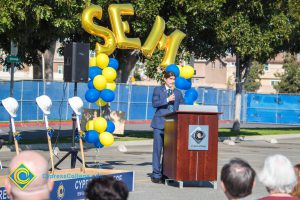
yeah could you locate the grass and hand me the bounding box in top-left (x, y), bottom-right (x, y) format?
top-left (3, 128), bottom-right (300, 145)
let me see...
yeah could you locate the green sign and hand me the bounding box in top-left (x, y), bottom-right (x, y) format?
top-left (6, 55), bottom-right (20, 63)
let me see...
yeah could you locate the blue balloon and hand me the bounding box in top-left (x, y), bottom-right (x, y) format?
top-left (94, 139), bottom-right (104, 148)
top-left (89, 66), bottom-right (102, 80)
top-left (166, 64), bottom-right (180, 77)
top-left (85, 89), bottom-right (101, 103)
top-left (101, 89), bottom-right (115, 102)
top-left (185, 88), bottom-right (198, 101)
top-left (184, 96), bottom-right (194, 105)
top-left (184, 78), bottom-right (192, 90)
top-left (175, 77), bottom-right (191, 90)
top-left (108, 58), bottom-right (119, 70)
top-left (84, 130), bottom-right (99, 143)
top-left (106, 121), bottom-right (115, 133)
top-left (88, 80), bottom-right (95, 89)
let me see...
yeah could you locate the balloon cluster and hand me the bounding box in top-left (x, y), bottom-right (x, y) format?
top-left (84, 52), bottom-right (119, 148)
top-left (84, 117), bottom-right (115, 148)
top-left (165, 64), bottom-right (198, 105)
top-left (85, 53), bottom-right (118, 106)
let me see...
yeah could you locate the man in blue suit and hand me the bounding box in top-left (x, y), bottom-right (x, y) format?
top-left (151, 71), bottom-right (183, 183)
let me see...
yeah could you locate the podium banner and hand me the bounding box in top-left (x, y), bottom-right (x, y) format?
top-left (188, 125), bottom-right (209, 151)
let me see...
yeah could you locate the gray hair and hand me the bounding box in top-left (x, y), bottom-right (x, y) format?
top-left (259, 154), bottom-right (296, 193)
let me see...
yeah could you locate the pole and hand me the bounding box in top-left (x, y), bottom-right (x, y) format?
top-left (9, 63), bottom-right (15, 143)
top-left (72, 82), bottom-right (77, 147)
top-left (42, 54), bottom-right (46, 94)
top-left (45, 115), bottom-right (54, 173)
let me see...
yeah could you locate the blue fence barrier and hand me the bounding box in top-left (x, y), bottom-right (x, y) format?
top-left (1, 80), bottom-right (299, 124)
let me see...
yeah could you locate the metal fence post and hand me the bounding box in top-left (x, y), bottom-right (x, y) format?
top-left (145, 85), bottom-right (150, 120)
top-left (242, 92), bottom-right (247, 123)
top-left (66, 83), bottom-right (70, 120)
top-left (127, 84), bottom-right (132, 120)
top-left (117, 83), bottom-right (120, 111)
top-left (37, 81), bottom-right (40, 120)
top-left (20, 80), bottom-right (23, 121)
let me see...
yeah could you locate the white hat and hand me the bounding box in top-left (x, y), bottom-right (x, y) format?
top-left (1, 97), bottom-right (19, 117)
top-left (68, 96), bottom-right (83, 115)
top-left (36, 95), bottom-right (52, 115)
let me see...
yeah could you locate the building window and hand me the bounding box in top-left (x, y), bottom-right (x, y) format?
top-left (2, 65), bottom-right (9, 72)
top-left (58, 64), bottom-right (63, 74)
top-left (194, 70), bottom-right (196, 75)
top-left (264, 64), bottom-right (269, 71)
top-left (271, 80), bottom-right (279, 86)
top-left (212, 62), bottom-right (215, 69)
top-left (231, 62), bottom-right (235, 66)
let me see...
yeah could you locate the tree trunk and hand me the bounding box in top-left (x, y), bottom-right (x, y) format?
top-left (232, 55), bottom-right (242, 132)
top-left (33, 41), bottom-right (56, 80)
top-left (115, 50), bottom-right (139, 83)
top-left (232, 55), bottom-right (252, 132)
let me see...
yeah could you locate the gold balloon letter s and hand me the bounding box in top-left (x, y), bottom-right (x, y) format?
top-left (81, 5), bottom-right (116, 55)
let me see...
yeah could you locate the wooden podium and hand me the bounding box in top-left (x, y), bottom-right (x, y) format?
top-left (163, 111), bottom-right (221, 188)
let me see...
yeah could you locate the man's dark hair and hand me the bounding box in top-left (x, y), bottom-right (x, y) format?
top-left (221, 158), bottom-right (256, 198)
top-left (85, 176), bottom-right (129, 200)
top-left (163, 71), bottom-right (175, 79)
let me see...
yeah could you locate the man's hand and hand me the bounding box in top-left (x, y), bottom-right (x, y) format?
top-left (168, 94), bottom-right (175, 102)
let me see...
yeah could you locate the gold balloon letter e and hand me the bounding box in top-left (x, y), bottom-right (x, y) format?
top-left (108, 4), bottom-right (141, 49)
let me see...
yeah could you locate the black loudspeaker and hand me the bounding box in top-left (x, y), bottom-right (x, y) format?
top-left (63, 42), bottom-right (90, 82)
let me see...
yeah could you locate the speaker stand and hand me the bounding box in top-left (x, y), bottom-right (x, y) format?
top-left (51, 82), bottom-right (87, 170)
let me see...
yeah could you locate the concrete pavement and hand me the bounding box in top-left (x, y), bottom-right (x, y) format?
top-left (1, 122), bottom-right (300, 199)
top-left (1, 137), bottom-right (300, 199)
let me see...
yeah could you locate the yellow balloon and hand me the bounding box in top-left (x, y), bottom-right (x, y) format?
top-left (141, 16), bottom-right (165, 58)
top-left (81, 5), bottom-right (116, 55)
top-left (89, 57), bottom-right (97, 67)
top-left (96, 53), bottom-right (109, 69)
top-left (106, 81), bottom-right (116, 91)
top-left (94, 117), bottom-right (107, 133)
top-left (99, 132), bottom-right (114, 146)
top-left (181, 65), bottom-right (194, 79)
top-left (158, 30), bottom-right (186, 68)
top-left (95, 98), bottom-right (107, 107)
top-left (85, 120), bottom-right (94, 131)
top-left (177, 65), bottom-right (183, 76)
top-left (108, 4), bottom-right (141, 49)
top-left (93, 75), bottom-right (107, 91)
top-left (102, 67), bottom-right (117, 82)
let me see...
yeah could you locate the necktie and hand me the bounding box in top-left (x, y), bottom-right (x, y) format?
top-left (167, 89), bottom-right (174, 112)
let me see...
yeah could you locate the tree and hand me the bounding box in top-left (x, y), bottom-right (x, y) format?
top-left (1, 0), bottom-right (299, 132)
top-left (0, 0), bottom-right (189, 82)
top-left (0, 0), bottom-right (88, 80)
top-left (177, 0), bottom-right (299, 131)
top-left (274, 54), bottom-right (300, 93)
top-left (244, 61), bottom-right (264, 92)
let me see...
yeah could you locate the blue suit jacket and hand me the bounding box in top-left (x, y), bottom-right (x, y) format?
top-left (151, 85), bottom-right (184, 130)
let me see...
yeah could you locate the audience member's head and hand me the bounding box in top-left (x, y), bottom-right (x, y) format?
top-left (85, 176), bottom-right (128, 200)
top-left (221, 158), bottom-right (256, 200)
top-left (291, 164), bottom-right (300, 198)
top-left (5, 151), bottom-right (53, 200)
top-left (259, 154), bottom-right (296, 196)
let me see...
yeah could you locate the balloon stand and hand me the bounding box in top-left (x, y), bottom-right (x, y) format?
top-left (52, 82), bottom-right (87, 171)
top-left (0, 168), bottom-right (134, 200)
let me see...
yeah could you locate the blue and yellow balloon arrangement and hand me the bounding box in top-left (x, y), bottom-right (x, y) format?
top-left (165, 64), bottom-right (198, 105)
top-left (84, 52), bottom-right (119, 149)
